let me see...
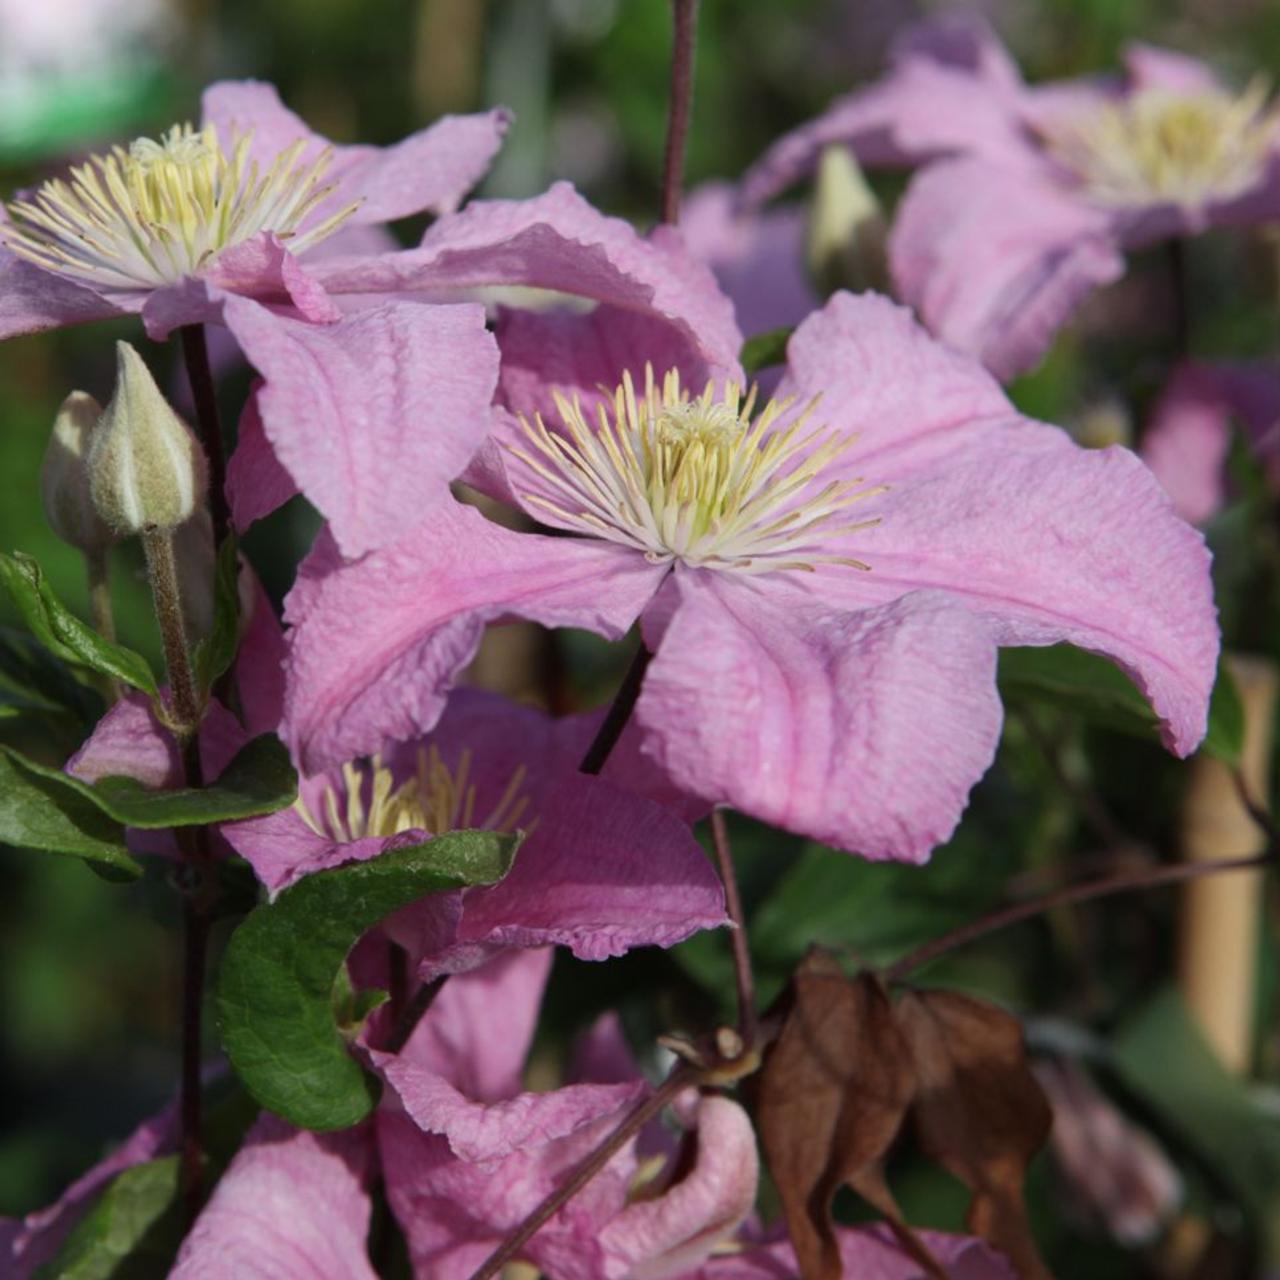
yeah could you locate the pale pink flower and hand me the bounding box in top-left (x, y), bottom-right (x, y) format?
top-left (742, 15), bottom-right (1280, 377)
top-left (282, 292), bottom-right (1218, 863)
top-left (1141, 360), bottom-right (1280, 524)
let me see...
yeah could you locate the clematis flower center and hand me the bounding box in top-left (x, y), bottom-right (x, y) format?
top-left (295, 746), bottom-right (531, 842)
top-left (3, 122), bottom-right (359, 290)
top-left (510, 367), bottom-right (885, 574)
top-left (1043, 82), bottom-right (1278, 206)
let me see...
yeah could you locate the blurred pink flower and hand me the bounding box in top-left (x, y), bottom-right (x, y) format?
top-left (283, 291), bottom-right (1218, 863)
top-left (743, 15), bottom-right (1280, 378)
top-left (1142, 360), bottom-right (1280, 523)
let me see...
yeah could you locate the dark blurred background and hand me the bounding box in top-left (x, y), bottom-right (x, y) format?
top-left (3, 2), bottom-right (1280, 1275)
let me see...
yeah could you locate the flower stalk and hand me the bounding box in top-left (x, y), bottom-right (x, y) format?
top-left (578, 643), bottom-right (653, 775)
top-left (179, 324), bottom-right (231, 547)
top-left (660, 0), bottom-right (700, 225)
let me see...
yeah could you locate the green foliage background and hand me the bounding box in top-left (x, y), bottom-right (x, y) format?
top-left (2, 1), bottom-right (1280, 1274)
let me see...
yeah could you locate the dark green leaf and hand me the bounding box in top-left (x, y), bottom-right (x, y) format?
top-left (0, 746), bottom-right (140, 878)
top-left (33, 1156), bottom-right (181, 1280)
top-left (0, 552), bottom-right (156, 696)
top-left (78, 734), bottom-right (297, 829)
top-left (193, 535), bottom-right (241, 692)
top-left (740, 326), bottom-right (792, 375)
top-left (215, 830), bottom-right (521, 1130)
top-left (1203, 661), bottom-right (1245, 766)
top-left (999, 645), bottom-right (1242, 761)
top-left (1110, 987), bottom-right (1280, 1224)
top-left (0, 627), bottom-right (102, 726)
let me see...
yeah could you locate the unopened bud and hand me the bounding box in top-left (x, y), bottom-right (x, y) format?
top-left (805, 145), bottom-right (888, 295)
top-left (89, 342), bottom-right (208, 536)
top-left (42, 391), bottom-right (114, 554)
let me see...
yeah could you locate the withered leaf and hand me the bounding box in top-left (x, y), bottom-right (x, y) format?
top-left (895, 988), bottom-right (1054, 1280)
top-left (756, 953), bottom-right (934, 1280)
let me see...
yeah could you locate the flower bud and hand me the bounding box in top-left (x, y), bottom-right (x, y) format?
top-left (805, 144), bottom-right (888, 295)
top-left (89, 342), bottom-right (208, 536)
top-left (41, 391), bottom-right (115, 554)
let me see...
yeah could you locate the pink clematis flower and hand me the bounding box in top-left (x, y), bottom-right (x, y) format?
top-left (1141, 360), bottom-right (1280, 524)
top-left (221, 687), bottom-right (726, 978)
top-left (371, 947), bottom-right (759, 1279)
top-left (282, 291), bottom-right (1218, 863)
top-left (0, 82), bottom-right (508, 341)
top-left (742, 15), bottom-right (1280, 378)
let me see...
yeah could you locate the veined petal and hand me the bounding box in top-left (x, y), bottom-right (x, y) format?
top-left (222, 297), bottom-right (499, 557)
top-left (308, 182), bottom-right (743, 417)
top-left (636, 574), bottom-right (1004, 862)
top-left (281, 500), bottom-right (666, 774)
top-left (226, 388), bottom-right (300, 532)
top-left (889, 158), bottom-right (1125, 379)
top-left (170, 1115), bottom-right (376, 1279)
top-left (832, 415), bottom-right (1218, 756)
top-left (445, 774), bottom-right (727, 969)
top-left (202, 80), bottom-right (508, 226)
top-left (0, 243), bottom-right (133, 340)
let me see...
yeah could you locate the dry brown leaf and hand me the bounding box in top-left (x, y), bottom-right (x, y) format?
top-left (895, 988), bottom-right (1054, 1280)
top-left (755, 954), bottom-right (931, 1280)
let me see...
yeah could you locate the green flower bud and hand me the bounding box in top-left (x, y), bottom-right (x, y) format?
top-left (805, 145), bottom-right (888, 296)
top-left (41, 391), bottom-right (115, 554)
top-left (89, 342), bottom-right (208, 536)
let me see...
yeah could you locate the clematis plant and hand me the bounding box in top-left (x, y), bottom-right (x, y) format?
top-left (742, 14), bottom-right (1280, 377)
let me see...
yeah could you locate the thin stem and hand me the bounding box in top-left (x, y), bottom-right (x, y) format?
top-left (710, 809), bottom-right (757, 1046)
top-left (660, 0), bottom-right (700, 225)
top-left (178, 325), bottom-right (230, 546)
top-left (141, 528), bottom-right (201, 735)
top-left (579, 645), bottom-right (652, 775)
top-left (384, 978), bottom-right (446, 1057)
top-left (468, 1066), bottom-right (697, 1280)
top-left (885, 849), bottom-right (1274, 983)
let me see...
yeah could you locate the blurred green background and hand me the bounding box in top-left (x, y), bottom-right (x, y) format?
top-left (3, 1), bottom-right (1280, 1275)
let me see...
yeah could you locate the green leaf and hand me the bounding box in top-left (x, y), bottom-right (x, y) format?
top-left (1203, 660), bottom-right (1245, 766)
top-left (0, 746), bottom-right (140, 878)
top-left (1110, 987), bottom-right (1280, 1229)
top-left (193, 535), bottom-right (241, 692)
top-left (215, 830), bottom-right (521, 1131)
top-left (33, 1156), bottom-right (181, 1280)
top-left (0, 627), bottom-right (102, 726)
top-left (77, 734), bottom-right (297, 829)
top-left (0, 552), bottom-right (156, 696)
top-left (998, 644), bottom-right (1242, 761)
top-left (740, 326), bottom-right (792, 375)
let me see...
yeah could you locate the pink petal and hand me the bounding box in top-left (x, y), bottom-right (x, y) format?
top-left (1142, 361), bottom-right (1280, 523)
top-left (3, 1105), bottom-right (176, 1278)
top-left (237, 567), bottom-right (289, 738)
top-left (599, 1096), bottom-right (758, 1279)
top-left (0, 246), bottom-right (132, 340)
top-left (226, 388), bottom-right (300, 532)
top-left (308, 183), bottom-right (743, 417)
top-left (281, 500), bottom-right (665, 774)
top-left (740, 13), bottom-right (1027, 207)
top-left (170, 1115), bottom-right (376, 1279)
top-left (202, 81), bottom-right (508, 225)
top-left (140, 234), bottom-right (341, 340)
top-left (637, 574), bottom-right (1004, 862)
top-left (677, 183), bottom-right (818, 340)
top-left (222, 297), bottom-right (499, 557)
top-left (437, 773), bottom-right (726, 969)
top-left (1123, 43), bottom-right (1223, 94)
top-left (888, 158), bottom-right (1125, 378)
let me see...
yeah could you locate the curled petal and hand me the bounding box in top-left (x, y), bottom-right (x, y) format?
top-left (889, 158), bottom-right (1125, 379)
